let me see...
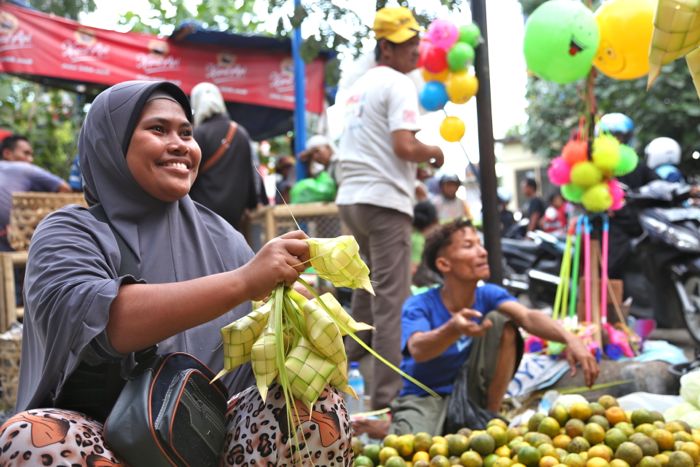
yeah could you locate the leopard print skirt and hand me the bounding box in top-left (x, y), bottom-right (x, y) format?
top-left (0, 385), bottom-right (352, 466)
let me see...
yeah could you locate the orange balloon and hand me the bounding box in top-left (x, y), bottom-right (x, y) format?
top-left (593, 0), bottom-right (655, 80)
top-left (421, 68), bottom-right (449, 82)
top-left (445, 71), bottom-right (479, 104)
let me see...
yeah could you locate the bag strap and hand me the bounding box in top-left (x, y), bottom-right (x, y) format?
top-left (201, 121), bottom-right (238, 174)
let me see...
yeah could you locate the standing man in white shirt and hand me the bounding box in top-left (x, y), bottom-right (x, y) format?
top-left (335, 7), bottom-right (444, 410)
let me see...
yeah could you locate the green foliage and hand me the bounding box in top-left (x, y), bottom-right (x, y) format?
top-left (28, 0), bottom-right (96, 20)
top-left (119, 0), bottom-right (265, 35)
top-left (0, 77), bottom-right (82, 179)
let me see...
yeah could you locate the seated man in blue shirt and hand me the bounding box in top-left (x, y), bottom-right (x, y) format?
top-left (355, 219), bottom-right (599, 436)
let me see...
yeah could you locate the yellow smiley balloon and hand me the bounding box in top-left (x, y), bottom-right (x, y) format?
top-left (593, 0), bottom-right (655, 80)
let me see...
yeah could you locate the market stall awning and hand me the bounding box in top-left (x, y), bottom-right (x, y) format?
top-left (0, 2), bottom-right (326, 139)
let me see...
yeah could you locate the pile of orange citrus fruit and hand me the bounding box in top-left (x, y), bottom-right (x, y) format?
top-left (352, 395), bottom-right (700, 467)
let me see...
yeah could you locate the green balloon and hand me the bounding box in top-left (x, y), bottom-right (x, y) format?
top-left (459, 23), bottom-right (481, 47)
top-left (447, 43), bottom-right (475, 71)
top-left (561, 183), bottom-right (585, 203)
top-left (613, 144), bottom-right (639, 176)
top-left (523, 0), bottom-right (600, 84)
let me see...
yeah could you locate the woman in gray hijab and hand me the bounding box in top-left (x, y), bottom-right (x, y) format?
top-left (0, 81), bottom-right (351, 465)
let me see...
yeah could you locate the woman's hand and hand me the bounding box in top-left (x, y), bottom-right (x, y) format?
top-left (240, 230), bottom-right (310, 301)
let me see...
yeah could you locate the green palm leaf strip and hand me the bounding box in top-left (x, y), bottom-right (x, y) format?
top-left (296, 277), bottom-right (439, 399)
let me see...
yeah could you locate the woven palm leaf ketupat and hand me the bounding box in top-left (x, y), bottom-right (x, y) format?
top-left (648, 0), bottom-right (700, 98)
top-left (218, 302), bottom-right (270, 373)
top-left (216, 235), bottom-right (438, 463)
top-left (284, 337), bottom-right (336, 408)
top-left (305, 292), bottom-right (373, 336)
top-left (307, 236), bottom-right (375, 294)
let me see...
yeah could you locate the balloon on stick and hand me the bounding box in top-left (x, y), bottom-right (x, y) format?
top-left (523, 0), bottom-right (600, 84)
top-left (593, 0), bottom-right (655, 80)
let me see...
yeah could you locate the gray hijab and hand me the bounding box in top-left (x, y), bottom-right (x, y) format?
top-left (17, 80), bottom-right (254, 411)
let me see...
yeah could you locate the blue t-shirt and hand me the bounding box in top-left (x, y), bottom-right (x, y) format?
top-left (399, 283), bottom-right (516, 397)
top-left (0, 161), bottom-right (64, 251)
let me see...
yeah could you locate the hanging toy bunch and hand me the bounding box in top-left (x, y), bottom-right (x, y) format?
top-left (418, 19), bottom-right (481, 142)
top-left (548, 123), bottom-right (638, 213)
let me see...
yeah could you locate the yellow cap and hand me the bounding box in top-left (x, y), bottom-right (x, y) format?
top-left (373, 7), bottom-right (422, 44)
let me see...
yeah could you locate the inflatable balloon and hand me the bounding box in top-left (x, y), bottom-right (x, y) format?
top-left (447, 42), bottom-right (475, 71)
top-left (445, 71), bottom-right (479, 104)
top-left (593, 0), bottom-right (655, 80)
top-left (426, 19), bottom-right (459, 50)
top-left (548, 156), bottom-right (572, 186)
top-left (440, 116), bottom-right (466, 142)
top-left (459, 23), bottom-right (481, 47)
top-left (422, 68), bottom-right (449, 83)
top-left (582, 183), bottom-right (613, 212)
top-left (608, 179), bottom-right (625, 210)
top-left (421, 43), bottom-right (449, 73)
top-left (562, 139), bottom-right (588, 165)
top-left (592, 134), bottom-right (620, 172)
top-left (613, 144), bottom-right (639, 176)
top-left (570, 161), bottom-right (603, 188)
top-left (523, 0), bottom-right (600, 84)
top-left (419, 81), bottom-right (449, 111)
top-left (561, 183), bottom-right (585, 203)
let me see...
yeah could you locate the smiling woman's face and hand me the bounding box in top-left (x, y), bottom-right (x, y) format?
top-left (126, 97), bottom-right (201, 202)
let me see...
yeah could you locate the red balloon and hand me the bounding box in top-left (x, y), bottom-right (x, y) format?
top-left (418, 40), bottom-right (430, 68)
top-left (422, 42), bottom-right (448, 73)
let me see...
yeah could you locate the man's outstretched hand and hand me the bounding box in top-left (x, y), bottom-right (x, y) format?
top-left (565, 337), bottom-right (600, 387)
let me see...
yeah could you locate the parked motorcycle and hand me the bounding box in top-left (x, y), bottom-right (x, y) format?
top-left (623, 181), bottom-right (700, 341)
top-left (501, 220), bottom-right (563, 308)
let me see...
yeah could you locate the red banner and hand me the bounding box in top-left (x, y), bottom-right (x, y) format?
top-left (0, 3), bottom-right (324, 113)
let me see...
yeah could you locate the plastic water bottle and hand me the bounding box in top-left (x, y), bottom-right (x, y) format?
top-left (345, 361), bottom-right (365, 415)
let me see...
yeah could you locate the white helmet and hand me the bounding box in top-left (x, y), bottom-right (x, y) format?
top-left (644, 137), bottom-right (681, 169)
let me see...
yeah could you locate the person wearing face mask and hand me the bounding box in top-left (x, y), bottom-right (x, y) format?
top-left (290, 134), bottom-right (338, 204)
top-left (1, 81), bottom-right (351, 465)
